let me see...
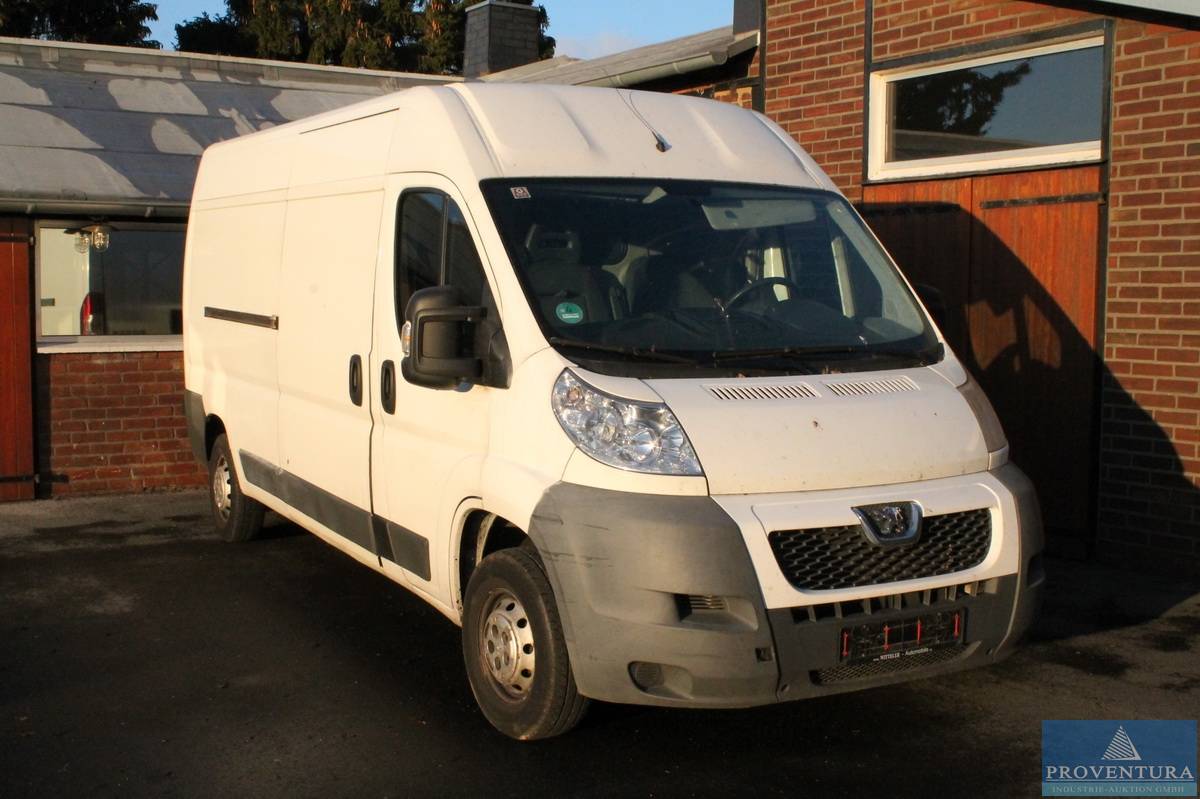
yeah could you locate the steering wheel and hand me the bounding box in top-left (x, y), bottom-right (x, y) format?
top-left (725, 277), bottom-right (804, 310)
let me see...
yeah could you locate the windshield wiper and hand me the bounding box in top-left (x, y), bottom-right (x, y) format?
top-left (707, 343), bottom-right (942, 365)
top-left (548, 337), bottom-right (699, 364)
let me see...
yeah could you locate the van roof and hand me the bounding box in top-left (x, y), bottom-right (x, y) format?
top-left (192, 83), bottom-right (834, 203)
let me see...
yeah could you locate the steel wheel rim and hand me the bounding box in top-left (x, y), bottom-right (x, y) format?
top-left (212, 455), bottom-right (233, 521)
top-left (479, 589), bottom-right (536, 700)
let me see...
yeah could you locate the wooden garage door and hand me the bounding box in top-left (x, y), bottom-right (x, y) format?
top-left (863, 166), bottom-right (1102, 544)
top-left (0, 217), bottom-right (35, 501)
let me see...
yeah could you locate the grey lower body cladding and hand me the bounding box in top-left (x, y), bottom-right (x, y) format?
top-left (527, 464), bottom-right (1043, 708)
top-left (183, 391), bottom-right (430, 580)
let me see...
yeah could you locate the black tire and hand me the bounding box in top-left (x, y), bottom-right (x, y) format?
top-left (462, 547), bottom-right (589, 740)
top-left (207, 433), bottom-right (265, 543)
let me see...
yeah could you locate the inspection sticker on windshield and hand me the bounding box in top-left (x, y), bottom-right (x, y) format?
top-left (555, 302), bottom-right (584, 324)
top-left (510, 186), bottom-right (531, 199)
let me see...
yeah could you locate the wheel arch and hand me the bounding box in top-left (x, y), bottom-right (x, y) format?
top-left (454, 504), bottom-right (533, 613)
top-left (183, 390), bottom-right (228, 465)
top-left (203, 414), bottom-right (226, 462)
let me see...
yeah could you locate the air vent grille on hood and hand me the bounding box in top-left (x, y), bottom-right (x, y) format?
top-left (704, 382), bottom-right (818, 401)
top-left (822, 376), bottom-right (919, 397)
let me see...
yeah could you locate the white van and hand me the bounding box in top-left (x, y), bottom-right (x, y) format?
top-left (183, 83), bottom-right (1043, 740)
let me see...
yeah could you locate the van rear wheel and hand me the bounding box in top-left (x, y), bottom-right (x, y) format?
top-left (207, 434), bottom-right (265, 543)
top-left (462, 547), bottom-right (589, 740)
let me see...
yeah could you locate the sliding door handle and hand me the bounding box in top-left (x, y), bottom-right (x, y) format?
top-left (348, 354), bottom-right (363, 406)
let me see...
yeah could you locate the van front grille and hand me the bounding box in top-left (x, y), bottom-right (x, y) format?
top-left (768, 509), bottom-right (992, 591)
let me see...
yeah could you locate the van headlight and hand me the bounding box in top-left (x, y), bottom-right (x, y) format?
top-left (551, 370), bottom-right (703, 476)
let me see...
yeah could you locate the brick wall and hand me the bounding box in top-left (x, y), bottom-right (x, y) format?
top-left (870, 0), bottom-right (1086, 60)
top-left (35, 351), bottom-right (205, 497)
top-left (762, 0), bottom-right (1200, 572)
top-left (765, 0), bottom-right (867, 201)
top-left (1100, 20), bottom-right (1200, 572)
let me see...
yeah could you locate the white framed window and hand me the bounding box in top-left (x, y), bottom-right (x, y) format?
top-left (867, 35), bottom-right (1105, 181)
top-left (35, 220), bottom-right (186, 353)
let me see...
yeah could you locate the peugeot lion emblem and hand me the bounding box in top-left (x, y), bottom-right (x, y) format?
top-left (852, 501), bottom-right (922, 546)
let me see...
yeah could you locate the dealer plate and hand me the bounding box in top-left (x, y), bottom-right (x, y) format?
top-left (839, 609), bottom-right (965, 665)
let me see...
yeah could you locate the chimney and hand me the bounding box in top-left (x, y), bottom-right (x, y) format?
top-left (463, 1), bottom-right (540, 78)
top-left (733, 0), bottom-right (762, 37)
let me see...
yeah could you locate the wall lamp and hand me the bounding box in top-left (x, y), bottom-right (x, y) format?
top-left (73, 223), bottom-right (113, 253)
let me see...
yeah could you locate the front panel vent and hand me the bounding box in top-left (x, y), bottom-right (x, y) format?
top-left (686, 594), bottom-right (727, 611)
top-left (705, 382), bottom-right (818, 401)
top-left (822, 376), bottom-right (919, 397)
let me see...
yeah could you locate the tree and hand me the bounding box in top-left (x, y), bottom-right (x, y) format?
top-left (176, 0), bottom-right (421, 69)
top-left (417, 0), bottom-right (459, 74)
top-left (0, 0), bottom-right (160, 48)
top-left (174, 12), bottom-right (255, 58)
top-left (172, 0), bottom-right (553, 73)
top-left (896, 62), bottom-right (1032, 137)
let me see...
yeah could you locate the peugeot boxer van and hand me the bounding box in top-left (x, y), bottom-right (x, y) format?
top-left (183, 83), bottom-right (1043, 740)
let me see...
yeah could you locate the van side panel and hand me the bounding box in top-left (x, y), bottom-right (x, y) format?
top-left (183, 198), bottom-right (287, 470)
top-left (191, 140), bottom-right (293, 205)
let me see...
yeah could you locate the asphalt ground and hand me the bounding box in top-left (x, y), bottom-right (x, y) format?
top-left (2, 491), bottom-right (1198, 798)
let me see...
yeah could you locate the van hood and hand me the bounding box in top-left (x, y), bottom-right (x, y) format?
top-left (646, 367), bottom-right (990, 495)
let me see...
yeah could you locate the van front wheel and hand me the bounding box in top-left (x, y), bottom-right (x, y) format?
top-left (462, 547), bottom-right (589, 740)
top-left (207, 434), bottom-right (265, 543)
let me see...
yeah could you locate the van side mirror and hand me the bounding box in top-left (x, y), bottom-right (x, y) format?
top-left (401, 286), bottom-right (484, 388)
top-left (915, 283), bottom-right (948, 329)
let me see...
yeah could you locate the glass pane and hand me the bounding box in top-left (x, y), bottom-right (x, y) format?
top-left (482, 179), bottom-right (938, 374)
top-left (92, 230), bottom-right (186, 335)
top-left (446, 200), bottom-right (489, 306)
top-left (38, 229), bottom-right (90, 336)
top-left (888, 46), bottom-right (1103, 162)
top-left (37, 226), bottom-right (184, 336)
top-left (397, 192), bottom-right (444, 319)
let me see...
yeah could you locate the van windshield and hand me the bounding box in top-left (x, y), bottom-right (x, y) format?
top-left (481, 179), bottom-right (940, 375)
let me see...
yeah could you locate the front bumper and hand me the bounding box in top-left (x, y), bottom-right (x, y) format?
top-left (527, 463), bottom-right (1044, 708)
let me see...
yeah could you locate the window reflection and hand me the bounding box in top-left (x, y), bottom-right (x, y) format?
top-left (888, 46), bottom-right (1103, 162)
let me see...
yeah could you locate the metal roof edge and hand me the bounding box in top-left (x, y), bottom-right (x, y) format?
top-left (0, 36), bottom-right (460, 86)
top-left (0, 194), bottom-right (191, 218)
top-left (579, 28), bottom-right (759, 89)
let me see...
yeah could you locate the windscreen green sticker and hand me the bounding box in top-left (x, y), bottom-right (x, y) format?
top-left (555, 302), bottom-right (584, 324)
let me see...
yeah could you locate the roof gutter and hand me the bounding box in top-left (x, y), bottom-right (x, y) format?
top-left (580, 30), bottom-right (759, 89)
top-left (0, 196), bottom-right (191, 219)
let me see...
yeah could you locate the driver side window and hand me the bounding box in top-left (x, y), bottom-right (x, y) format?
top-left (396, 191), bottom-right (492, 330)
